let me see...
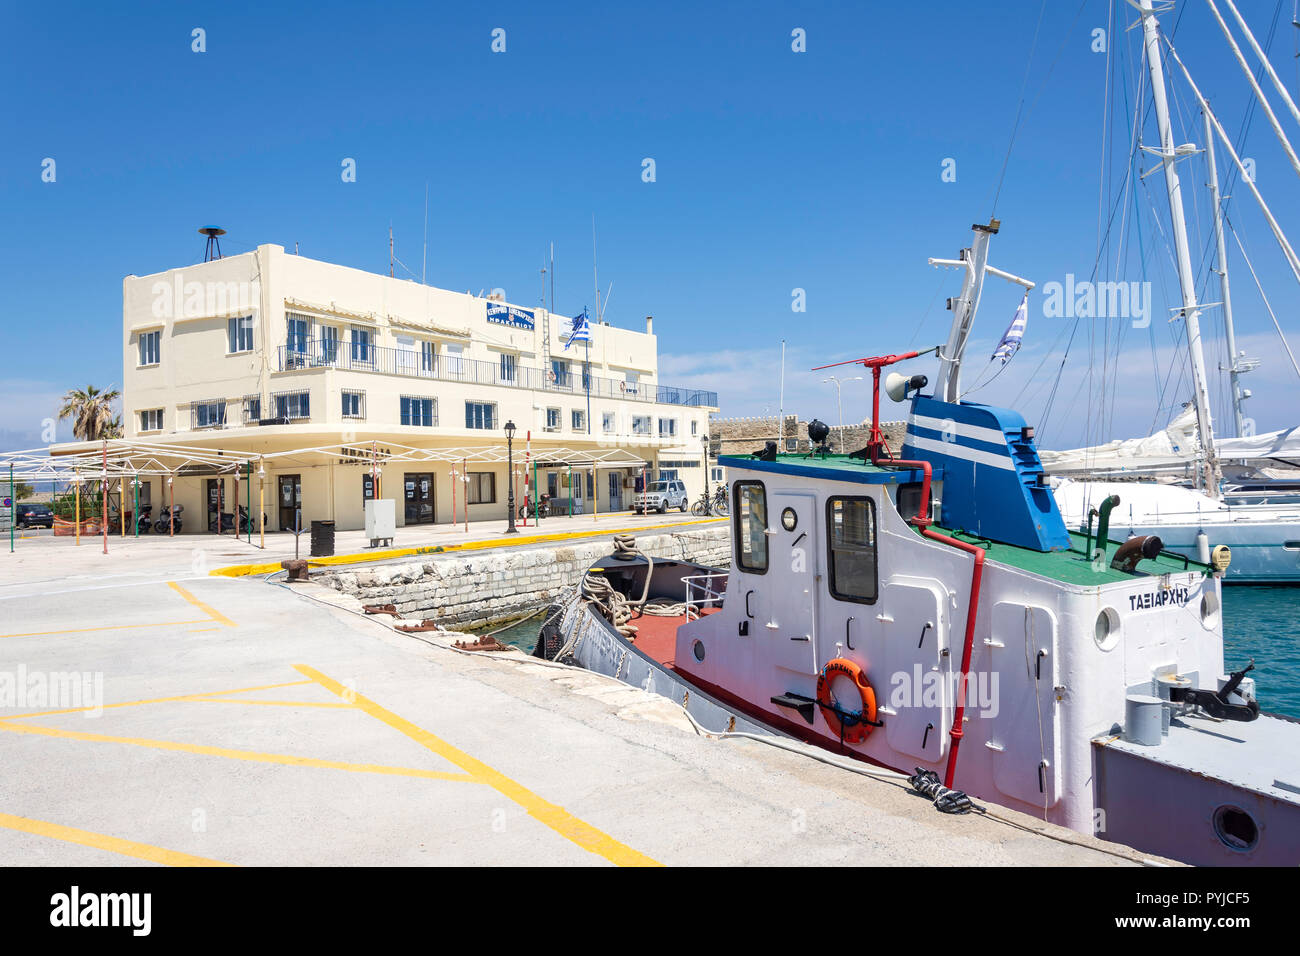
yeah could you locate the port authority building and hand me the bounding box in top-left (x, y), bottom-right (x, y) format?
top-left (45, 244), bottom-right (718, 533)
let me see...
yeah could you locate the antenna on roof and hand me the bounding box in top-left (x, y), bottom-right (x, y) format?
top-left (199, 226), bottom-right (225, 262)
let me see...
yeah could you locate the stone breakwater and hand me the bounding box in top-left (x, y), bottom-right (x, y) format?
top-left (313, 526), bottom-right (731, 629)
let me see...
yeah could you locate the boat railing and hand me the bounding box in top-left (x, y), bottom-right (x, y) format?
top-left (683, 571), bottom-right (729, 621)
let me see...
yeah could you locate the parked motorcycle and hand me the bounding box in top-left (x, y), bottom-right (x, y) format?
top-left (237, 505), bottom-right (265, 535)
top-left (209, 510), bottom-right (236, 534)
top-left (136, 504), bottom-right (154, 534)
top-left (154, 504), bottom-right (184, 534)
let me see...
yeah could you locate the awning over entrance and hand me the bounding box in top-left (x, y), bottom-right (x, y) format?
top-left (0, 438), bottom-right (650, 481)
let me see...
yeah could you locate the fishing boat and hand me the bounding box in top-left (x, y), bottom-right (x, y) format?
top-left (542, 217), bottom-right (1300, 867)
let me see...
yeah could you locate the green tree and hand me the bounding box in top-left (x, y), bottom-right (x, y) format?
top-left (57, 385), bottom-right (121, 441)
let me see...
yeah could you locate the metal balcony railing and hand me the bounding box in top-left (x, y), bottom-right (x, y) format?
top-left (275, 340), bottom-right (717, 407)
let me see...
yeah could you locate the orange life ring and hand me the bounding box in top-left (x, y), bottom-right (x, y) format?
top-left (816, 658), bottom-right (878, 744)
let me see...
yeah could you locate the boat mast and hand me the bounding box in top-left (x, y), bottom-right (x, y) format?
top-left (1138, 0), bottom-right (1221, 496)
top-left (1203, 108), bottom-right (1255, 437)
top-left (930, 219), bottom-right (1034, 403)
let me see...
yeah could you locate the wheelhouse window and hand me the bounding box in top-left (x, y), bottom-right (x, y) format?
top-left (733, 481), bottom-right (768, 574)
top-left (138, 330), bottom-right (161, 366)
top-left (400, 396), bottom-right (436, 426)
top-left (827, 496), bottom-right (878, 604)
top-left (227, 315), bottom-right (254, 353)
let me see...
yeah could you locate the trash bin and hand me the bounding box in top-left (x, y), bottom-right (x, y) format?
top-left (310, 520), bottom-right (335, 557)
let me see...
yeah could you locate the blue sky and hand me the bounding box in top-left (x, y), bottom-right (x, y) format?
top-left (3, 0), bottom-right (1299, 450)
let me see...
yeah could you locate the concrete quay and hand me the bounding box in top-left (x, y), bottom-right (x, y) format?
top-left (0, 525), bottom-right (1171, 866)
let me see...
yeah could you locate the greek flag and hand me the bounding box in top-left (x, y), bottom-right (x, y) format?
top-left (563, 308), bottom-right (591, 351)
top-left (992, 294), bottom-right (1028, 364)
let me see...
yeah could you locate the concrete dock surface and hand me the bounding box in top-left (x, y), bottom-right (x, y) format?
top-left (0, 534), bottom-right (1170, 867)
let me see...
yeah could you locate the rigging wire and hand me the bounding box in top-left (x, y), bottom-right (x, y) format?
top-left (989, 0), bottom-right (1090, 217)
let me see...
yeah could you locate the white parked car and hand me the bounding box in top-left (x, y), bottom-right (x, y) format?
top-left (632, 480), bottom-right (688, 514)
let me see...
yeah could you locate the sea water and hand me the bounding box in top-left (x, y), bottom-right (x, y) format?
top-left (1223, 587), bottom-right (1299, 720)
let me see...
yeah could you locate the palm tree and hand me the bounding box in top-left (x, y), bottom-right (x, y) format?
top-left (58, 385), bottom-right (120, 441)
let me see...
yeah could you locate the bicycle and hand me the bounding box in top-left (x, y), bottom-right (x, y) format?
top-left (690, 492), bottom-right (715, 517)
top-left (711, 486), bottom-right (729, 516)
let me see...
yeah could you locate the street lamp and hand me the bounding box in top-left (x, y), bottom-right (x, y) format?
top-left (504, 420), bottom-right (518, 534)
top-left (701, 433), bottom-right (710, 509)
top-left (823, 375), bottom-right (863, 448)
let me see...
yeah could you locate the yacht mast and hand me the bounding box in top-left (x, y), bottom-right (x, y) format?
top-left (1137, 0), bottom-right (1221, 496)
top-left (1203, 107), bottom-right (1255, 437)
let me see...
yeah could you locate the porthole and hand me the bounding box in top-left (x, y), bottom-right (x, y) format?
top-left (781, 507), bottom-right (798, 532)
top-left (692, 639), bottom-right (706, 663)
top-left (1200, 591), bottom-right (1221, 629)
top-left (1213, 805), bottom-right (1259, 852)
top-left (1094, 607), bottom-right (1121, 651)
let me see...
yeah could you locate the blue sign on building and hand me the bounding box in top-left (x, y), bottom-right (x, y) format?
top-left (486, 303), bottom-right (535, 330)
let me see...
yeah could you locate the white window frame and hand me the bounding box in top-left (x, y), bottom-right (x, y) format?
top-left (545, 407), bottom-right (561, 432)
top-left (138, 408), bottom-right (164, 432)
top-left (571, 409), bottom-right (585, 431)
top-left (341, 389), bottom-right (365, 420)
top-left (227, 315), bottom-right (254, 354)
top-left (138, 330), bottom-right (161, 367)
top-left (602, 412), bottom-right (616, 434)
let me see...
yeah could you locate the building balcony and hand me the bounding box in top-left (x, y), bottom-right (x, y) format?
top-left (275, 340), bottom-right (717, 408)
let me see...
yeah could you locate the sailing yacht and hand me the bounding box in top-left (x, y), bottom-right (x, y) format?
top-left (1042, 0), bottom-right (1300, 582)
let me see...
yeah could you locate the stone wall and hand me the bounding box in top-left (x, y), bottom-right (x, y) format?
top-left (709, 413), bottom-right (906, 457)
top-left (314, 526), bottom-right (731, 629)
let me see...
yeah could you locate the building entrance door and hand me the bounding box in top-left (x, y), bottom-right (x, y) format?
top-left (206, 479), bottom-right (226, 533)
top-left (404, 472), bottom-right (435, 524)
top-left (278, 475), bottom-right (302, 531)
top-left (608, 471), bottom-right (623, 510)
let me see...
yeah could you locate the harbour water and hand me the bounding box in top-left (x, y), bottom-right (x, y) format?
top-left (1223, 587), bottom-right (1300, 720)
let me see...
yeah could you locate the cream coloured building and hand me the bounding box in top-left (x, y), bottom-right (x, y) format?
top-left (113, 243), bottom-right (717, 533)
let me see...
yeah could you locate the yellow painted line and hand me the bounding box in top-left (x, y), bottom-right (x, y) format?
top-left (0, 719), bottom-right (478, 783)
top-left (0, 619), bottom-right (209, 640)
top-left (188, 697), bottom-right (354, 709)
top-left (168, 581), bottom-right (236, 627)
top-left (2, 679), bottom-right (315, 720)
top-left (211, 516), bottom-right (726, 577)
top-left (297, 664), bottom-right (661, 867)
top-left (0, 811), bottom-right (234, 867)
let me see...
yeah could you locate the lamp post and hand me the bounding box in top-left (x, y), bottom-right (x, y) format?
top-left (701, 433), bottom-right (710, 510)
top-left (504, 420), bottom-right (518, 534)
top-left (823, 374), bottom-right (862, 449)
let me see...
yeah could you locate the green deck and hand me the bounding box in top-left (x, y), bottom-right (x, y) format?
top-left (922, 526), bottom-right (1205, 586)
